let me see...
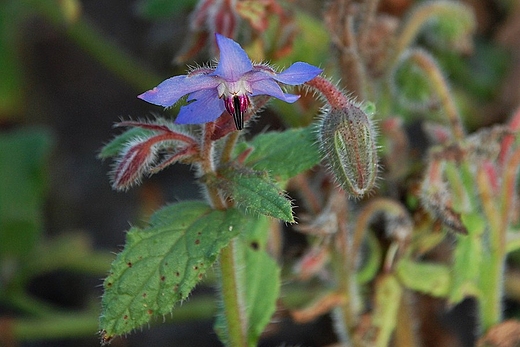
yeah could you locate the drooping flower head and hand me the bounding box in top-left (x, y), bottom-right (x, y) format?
top-left (138, 33), bottom-right (322, 130)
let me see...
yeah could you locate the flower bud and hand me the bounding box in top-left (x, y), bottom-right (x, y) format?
top-left (319, 104), bottom-right (378, 198)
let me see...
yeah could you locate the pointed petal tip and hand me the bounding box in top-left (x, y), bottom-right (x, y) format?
top-left (137, 88), bottom-right (161, 104)
top-left (275, 62), bottom-right (322, 85)
top-left (283, 94), bottom-right (300, 103)
top-left (213, 33), bottom-right (253, 80)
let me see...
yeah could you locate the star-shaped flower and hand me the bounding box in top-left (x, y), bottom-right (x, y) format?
top-left (138, 33), bottom-right (322, 130)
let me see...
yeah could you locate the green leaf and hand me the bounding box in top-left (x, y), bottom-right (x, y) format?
top-left (235, 126), bottom-right (320, 181)
top-left (371, 275), bottom-right (403, 347)
top-left (214, 164), bottom-right (294, 222)
top-left (214, 216), bottom-right (280, 346)
top-left (99, 201), bottom-right (247, 340)
top-left (0, 127), bottom-right (53, 258)
top-left (393, 55), bottom-right (436, 111)
top-left (134, 0), bottom-right (196, 19)
top-left (448, 213), bottom-right (484, 304)
top-left (243, 218), bottom-right (280, 346)
top-left (396, 259), bottom-right (451, 297)
top-left (98, 127), bottom-right (153, 159)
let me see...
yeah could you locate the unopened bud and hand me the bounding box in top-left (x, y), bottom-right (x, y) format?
top-left (319, 104), bottom-right (378, 198)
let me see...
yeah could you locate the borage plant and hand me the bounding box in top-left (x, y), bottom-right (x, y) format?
top-left (98, 0), bottom-right (520, 344)
top-left (98, 33), bottom-right (376, 346)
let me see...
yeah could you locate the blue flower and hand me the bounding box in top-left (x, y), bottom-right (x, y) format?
top-left (138, 33), bottom-right (322, 130)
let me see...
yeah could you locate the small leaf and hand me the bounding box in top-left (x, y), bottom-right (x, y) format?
top-left (98, 127), bottom-right (153, 159)
top-left (214, 164), bottom-right (294, 222)
top-left (100, 201), bottom-right (247, 341)
top-left (235, 126), bottom-right (320, 180)
top-left (396, 259), bottom-right (451, 297)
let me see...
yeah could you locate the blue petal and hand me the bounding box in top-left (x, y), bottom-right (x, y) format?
top-left (273, 62), bottom-right (322, 85)
top-left (213, 33), bottom-right (253, 81)
top-left (175, 89), bottom-right (225, 124)
top-left (251, 79), bottom-right (300, 103)
top-left (138, 74), bottom-right (218, 107)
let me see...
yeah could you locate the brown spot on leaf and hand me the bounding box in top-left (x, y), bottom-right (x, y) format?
top-left (142, 293), bottom-right (147, 298)
top-left (176, 271), bottom-right (180, 277)
top-left (160, 276), bottom-right (166, 281)
top-left (127, 262), bottom-right (132, 267)
top-left (250, 241), bottom-right (259, 250)
top-left (147, 309), bottom-right (153, 315)
top-left (194, 266), bottom-right (199, 271)
top-left (123, 315), bottom-right (128, 320)
top-left (198, 273), bottom-right (203, 279)
top-left (100, 330), bottom-right (113, 344)
top-left (195, 239), bottom-right (200, 245)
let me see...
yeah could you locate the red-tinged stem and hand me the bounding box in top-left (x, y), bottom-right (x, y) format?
top-left (499, 106), bottom-right (520, 165)
top-left (427, 159), bottom-right (443, 183)
top-left (500, 148), bottom-right (520, 236)
top-left (220, 131), bottom-right (240, 164)
top-left (201, 122), bottom-right (217, 175)
top-left (305, 76), bottom-right (350, 109)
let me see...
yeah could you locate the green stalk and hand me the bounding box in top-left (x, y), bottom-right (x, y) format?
top-left (219, 239), bottom-right (248, 347)
top-left (330, 193), bottom-right (360, 345)
top-left (200, 122), bottom-right (248, 346)
top-left (407, 49), bottom-right (465, 141)
top-left (28, 0), bottom-right (161, 91)
top-left (391, 1), bottom-right (471, 65)
top-left (477, 149), bottom-right (520, 330)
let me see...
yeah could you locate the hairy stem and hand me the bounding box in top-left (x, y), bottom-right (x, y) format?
top-left (220, 131), bottom-right (240, 164)
top-left (306, 76), bottom-right (350, 109)
top-left (219, 239), bottom-right (248, 347)
top-left (200, 123), bottom-right (248, 346)
top-left (407, 49), bottom-right (465, 141)
top-left (392, 1), bottom-right (460, 65)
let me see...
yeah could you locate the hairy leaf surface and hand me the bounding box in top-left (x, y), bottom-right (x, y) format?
top-left (100, 201), bottom-right (247, 341)
top-left (216, 165), bottom-right (294, 222)
top-left (235, 126), bottom-right (320, 180)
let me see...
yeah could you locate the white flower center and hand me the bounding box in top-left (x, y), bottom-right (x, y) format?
top-left (217, 79), bottom-right (252, 98)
